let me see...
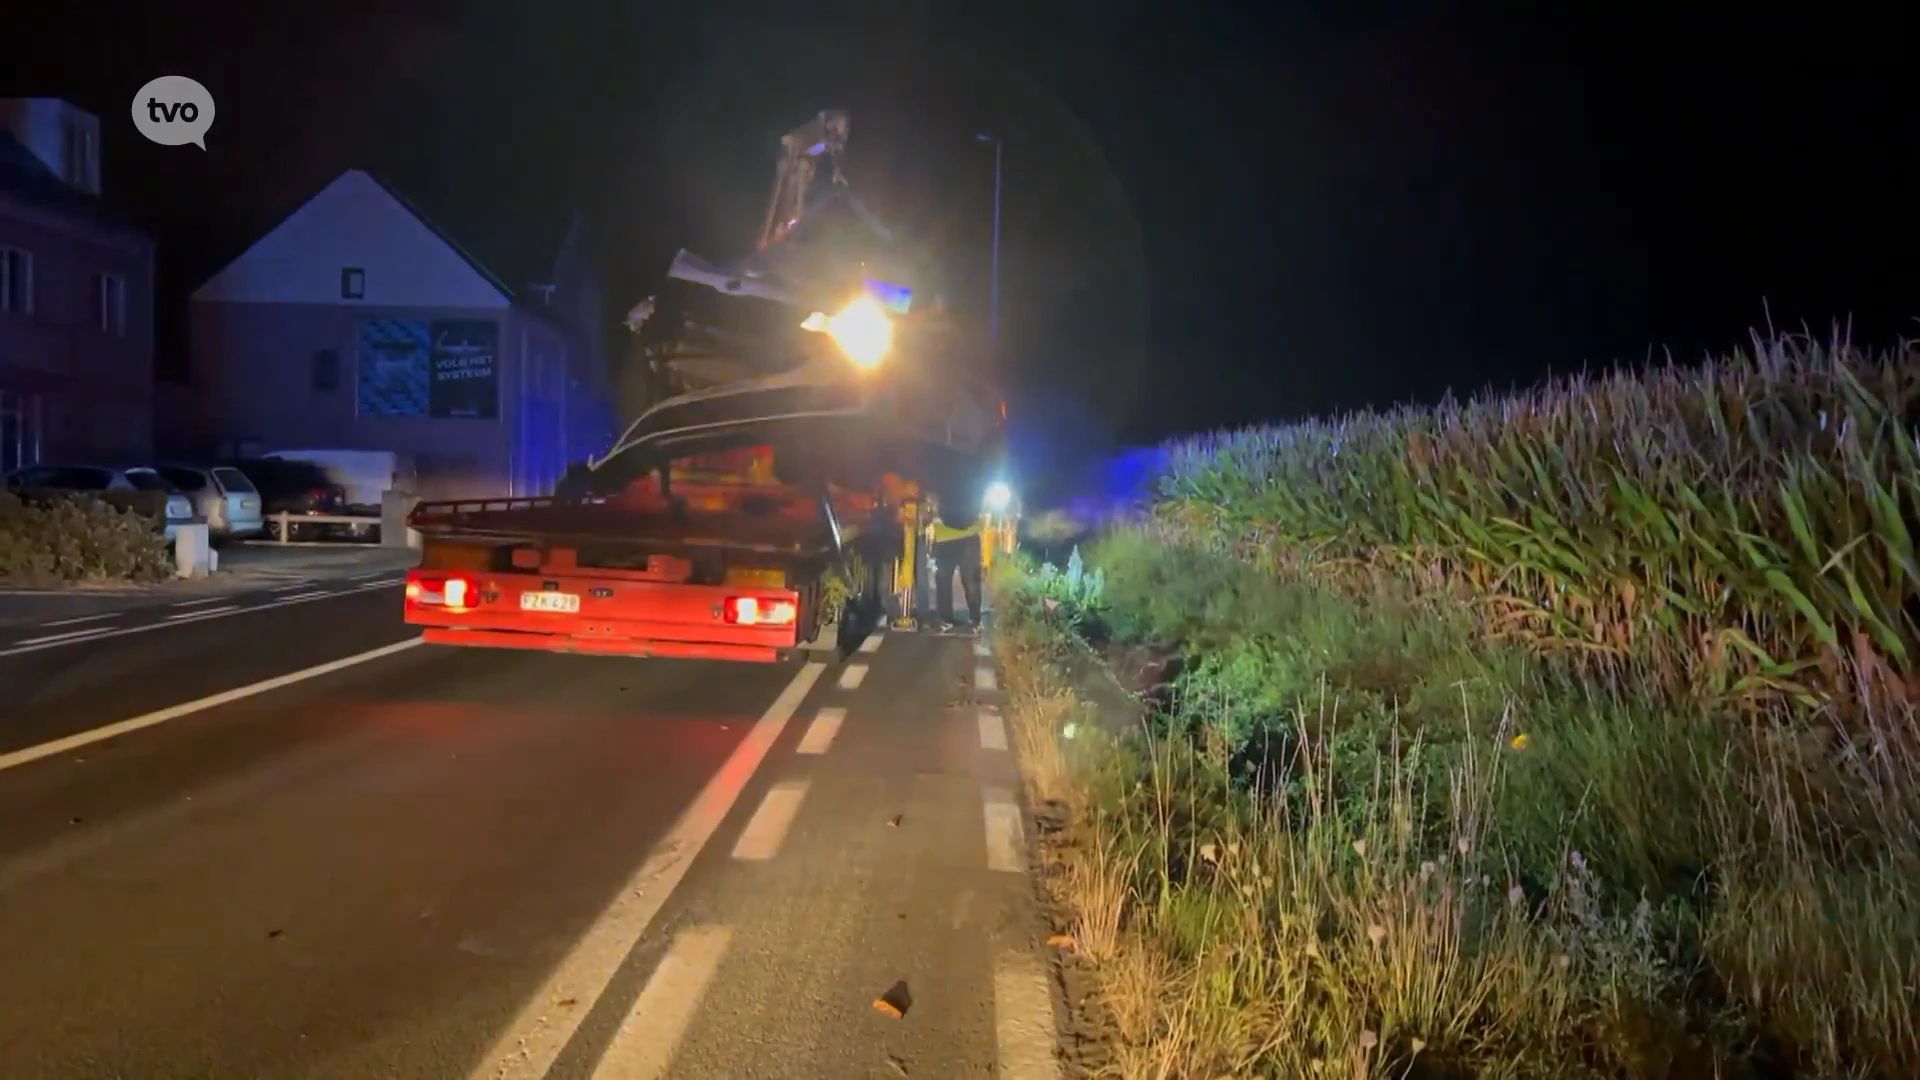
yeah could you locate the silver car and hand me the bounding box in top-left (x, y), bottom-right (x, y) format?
top-left (2, 464), bottom-right (197, 541)
top-left (157, 464), bottom-right (264, 541)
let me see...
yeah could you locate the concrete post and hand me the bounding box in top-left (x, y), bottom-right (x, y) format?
top-left (173, 523), bottom-right (212, 578)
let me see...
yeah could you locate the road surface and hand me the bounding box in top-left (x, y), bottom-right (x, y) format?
top-left (0, 576), bottom-right (1056, 1079)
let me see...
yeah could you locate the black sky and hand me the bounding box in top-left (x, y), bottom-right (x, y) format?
top-left (16, 3), bottom-right (1917, 455)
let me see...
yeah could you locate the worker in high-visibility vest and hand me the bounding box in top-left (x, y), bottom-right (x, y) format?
top-left (929, 501), bottom-right (984, 632)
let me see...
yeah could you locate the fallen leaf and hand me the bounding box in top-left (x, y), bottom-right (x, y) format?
top-left (1047, 934), bottom-right (1078, 953)
top-left (267, 929), bottom-right (283, 939)
top-left (872, 998), bottom-right (903, 1019)
top-left (888, 814), bottom-right (903, 828)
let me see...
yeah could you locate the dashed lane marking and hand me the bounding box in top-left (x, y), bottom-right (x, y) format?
top-left (467, 662), bottom-right (825, 1080)
top-left (973, 639), bottom-right (991, 658)
top-left (731, 780), bottom-right (810, 861)
top-left (994, 949), bottom-right (1062, 1079)
top-left (838, 663), bottom-right (868, 690)
top-left (590, 925), bottom-right (734, 1079)
top-left (0, 638), bottom-right (425, 774)
top-left (40, 613), bottom-right (117, 628)
top-left (15, 627), bottom-right (117, 647)
top-left (975, 666), bottom-right (998, 693)
top-left (795, 707), bottom-right (845, 755)
top-left (983, 786), bottom-right (1027, 874)
top-left (978, 705), bottom-right (1008, 752)
top-left (165, 604), bottom-right (239, 620)
top-left (858, 631), bottom-right (884, 653)
top-left (0, 585), bottom-right (401, 657)
top-left (171, 596), bottom-right (231, 609)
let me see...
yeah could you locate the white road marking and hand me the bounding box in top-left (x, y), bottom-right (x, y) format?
top-left (40, 612), bottom-right (117, 628)
top-left (976, 666), bottom-right (998, 693)
top-left (795, 706), bottom-right (846, 755)
top-left (973, 639), bottom-right (991, 658)
top-left (730, 780), bottom-right (810, 861)
top-left (592, 925), bottom-right (734, 1080)
top-left (0, 587), bottom-right (392, 658)
top-left (165, 604), bottom-right (239, 620)
top-left (0, 638), bottom-right (425, 774)
top-left (468, 662), bottom-right (825, 1080)
top-left (270, 581), bottom-right (318, 593)
top-left (858, 631), bottom-right (884, 653)
top-left (279, 590), bottom-right (329, 601)
top-left (838, 663), bottom-right (868, 690)
top-left (983, 786), bottom-right (1027, 874)
top-left (994, 949), bottom-right (1062, 1079)
top-left (15, 627), bottom-right (117, 646)
top-left (171, 596), bottom-right (230, 609)
top-left (978, 705), bottom-right (1008, 752)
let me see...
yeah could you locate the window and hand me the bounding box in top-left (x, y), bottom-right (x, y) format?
top-left (340, 267), bottom-right (365, 299)
top-left (122, 469), bottom-right (172, 492)
top-left (158, 466), bottom-right (209, 493)
top-left (312, 348), bottom-right (341, 393)
top-left (65, 122), bottom-right (96, 190)
top-left (94, 273), bottom-right (126, 335)
top-left (0, 247), bottom-right (31, 315)
top-left (211, 467), bottom-right (257, 494)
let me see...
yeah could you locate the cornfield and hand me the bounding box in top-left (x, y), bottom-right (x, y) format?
top-left (1151, 331), bottom-right (1920, 709)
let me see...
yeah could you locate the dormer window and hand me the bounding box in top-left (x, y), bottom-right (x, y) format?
top-left (341, 267), bottom-right (365, 299)
top-left (64, 121), bottom-right (96, 193)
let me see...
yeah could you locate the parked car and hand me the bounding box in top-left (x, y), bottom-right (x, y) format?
top-left (2, 464), bottom-right (198, 542)
top-left (221, 457), bottom-right (347, 542)
top-left (156, 464), bottom-right (265, 543)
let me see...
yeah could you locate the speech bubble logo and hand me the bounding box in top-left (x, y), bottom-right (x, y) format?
top-left (131, 76), bottom-right (216, 150)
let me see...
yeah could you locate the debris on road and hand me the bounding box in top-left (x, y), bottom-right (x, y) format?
top-left (872, 979), bottom-right (913, 1018)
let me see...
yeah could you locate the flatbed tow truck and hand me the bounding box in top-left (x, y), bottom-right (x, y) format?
top-left (402, 110), bottom-right (1012, 662)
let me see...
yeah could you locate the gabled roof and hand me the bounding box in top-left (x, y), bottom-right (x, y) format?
top-left (0, 132), bottom-right (147, 238)
top-left (192, 167), bottom-right (577, 310)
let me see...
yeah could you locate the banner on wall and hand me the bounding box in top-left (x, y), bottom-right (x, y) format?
top-left (357, 319), bottom-right (431, 417)
top-left (429, 319), bottom-right (500, 420)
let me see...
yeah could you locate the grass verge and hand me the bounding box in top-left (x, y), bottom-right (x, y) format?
top-left (991, 334), bottom-right (1919, 1079)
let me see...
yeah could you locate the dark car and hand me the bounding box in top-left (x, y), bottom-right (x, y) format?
top-left (222, 457), bottom-right (347, 541)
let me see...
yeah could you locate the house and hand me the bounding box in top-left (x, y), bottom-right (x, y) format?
top-left (0, 99), bottom-right (157, 472)
top-left (188, 168), bottom-right (617, 501)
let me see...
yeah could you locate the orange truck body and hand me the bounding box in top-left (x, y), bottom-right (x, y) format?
top-left (403, 446), bottom-right (905, 663)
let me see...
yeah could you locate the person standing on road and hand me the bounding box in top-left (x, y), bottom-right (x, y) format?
top-left (929, 502), bottom-right (984, 632)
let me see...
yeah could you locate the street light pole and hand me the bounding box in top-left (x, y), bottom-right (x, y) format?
top-left (976, 132), bottom-right (1003, 346)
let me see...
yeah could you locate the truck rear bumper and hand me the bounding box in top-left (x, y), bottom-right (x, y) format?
top-left (419, 626), bottom-right (785, 663)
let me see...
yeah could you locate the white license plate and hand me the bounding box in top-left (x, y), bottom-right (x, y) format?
top-left (520, 591), bottom-right (580, 613)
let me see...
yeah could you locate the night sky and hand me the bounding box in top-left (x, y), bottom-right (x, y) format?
top-left (16, 4), bottom-right (1917, 466)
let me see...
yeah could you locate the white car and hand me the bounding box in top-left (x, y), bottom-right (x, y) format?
top-left (157, 464), bottom-right (264, 541)
top-left (3, 464), bottom-right (198, 542)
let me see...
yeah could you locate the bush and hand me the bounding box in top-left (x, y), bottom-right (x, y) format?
top-left (0, 491), bottom-right (173, 585)
top-left (992, 331), bottom-right (1920, 1078)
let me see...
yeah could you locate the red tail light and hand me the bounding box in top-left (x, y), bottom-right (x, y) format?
top-left (406, 572), bottom-right (479, 612)
top-left (723, 596), bottom-right (796, 626)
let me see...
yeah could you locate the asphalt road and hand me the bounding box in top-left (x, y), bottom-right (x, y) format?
top-left (0, 581), bottom-right (1056, 1079)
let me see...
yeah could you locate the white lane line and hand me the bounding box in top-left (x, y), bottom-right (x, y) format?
top-left (978, 705), bottom-right (1008, 752)
top-left (15, 627), bottom-right (117, 646)
top-left (730, 780), bottom-right (810, 861)
top-left (40, 612), bottom-right (117, 628)
top-left (838, 663), bottom-right (868, 690)
top-left (795, 706), bottom-right (845, 755)
top-left (270, 581), bottom-right (318, 593)
top-left (983, 786), bottom-right (1027, 874)
top-left (469, 662), bottom-right (825, 1080)
top-left (973, 639), bottom-right (991, 658)
top-left (165, 604), bottom-right (239, 620)
top-left (0, 638), bottom-right (425, 774)
top-left (994, 949), bottom-right (1062, 1079)
top-left (279, 590), bottom-right (330, 601)
top-left (976, 666), bottom-right (998, 693)
top-left (0, 587), bottom-right (391, 658)
top-left (858, 631), bottom-right (884, 654)
top-left (171, 596), bottom-right (230, 609)
top-left (592, 925), bottom-right (734, 1080)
